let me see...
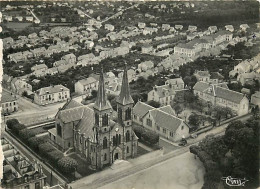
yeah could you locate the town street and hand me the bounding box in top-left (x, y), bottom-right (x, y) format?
top-left (69, 113), bottom-right (252, 189)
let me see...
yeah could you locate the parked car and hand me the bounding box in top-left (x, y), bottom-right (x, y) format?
top-left (190, 133), bottom-right (198, 139)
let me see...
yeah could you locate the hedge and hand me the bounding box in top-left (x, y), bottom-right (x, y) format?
top-left (28, 136), bottom-right (48, 151)
top-left (39, 143), bottom-right (56, 156)
top-left (19, 129), bottom-right (35, 141)
top-left (57, 157), bottom-right (78, 174)
top-left (6, 119), bottom-right (19, 129)
top-left (133, 125), bottom-right (159, 145)
top-left (47, 150), bottom-right (64, 164)
top-left (7, 119), bottom-right (26, 136)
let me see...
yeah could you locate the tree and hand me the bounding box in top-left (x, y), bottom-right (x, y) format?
top-left (19, 129), bottom-right (35, 141)
top-left (6, 119), bottom-right (19, 130)
top-left (28, 136), bottom-right (47, 151)
top-left (39, 143), bottom-right (56, 157)
top-left (172, 104), bottom-right (183, 117)
top-left (142, 130), bottom-right (159, 145)
top-left (132, 125), bottom-right (145, 139)
top-left (47, 150), bottom-right (64, 164)
top-left (91, 90), bottom-right (97, 98)
top-left (57, 157), bottom-right (78, 174)
top-left (188, 114), bottom-right (201, 131)
top-left (147, 100), bottom-right (160, 108)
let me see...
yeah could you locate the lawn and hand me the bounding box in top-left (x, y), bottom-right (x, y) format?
top-left (136, 145), bottom-right (149, 157)
top-left (3, 22), bottom-right (32, 31)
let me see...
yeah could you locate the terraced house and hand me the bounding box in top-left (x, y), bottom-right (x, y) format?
top-left (34, 85), bottom-right (70, 105)
top-left (193, 81), bottom-right (249, 116)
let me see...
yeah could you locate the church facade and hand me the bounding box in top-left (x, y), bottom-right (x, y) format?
top-left (48, 65), bottom-right (138, 169)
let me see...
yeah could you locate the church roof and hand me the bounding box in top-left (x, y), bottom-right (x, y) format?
top-left (133, 101), bottom-right (154, 118)
top-left (116, 64), bottom-right (134, 105)
top-left (93, 67), bottom-right (112, 111)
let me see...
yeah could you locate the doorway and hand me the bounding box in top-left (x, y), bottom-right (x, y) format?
top-left (114, 153), bottom-right (119, 160)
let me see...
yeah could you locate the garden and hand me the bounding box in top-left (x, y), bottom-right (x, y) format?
top-left (6, 119), bottom-right (79, 182)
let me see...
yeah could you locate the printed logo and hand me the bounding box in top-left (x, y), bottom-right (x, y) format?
top-left (222, 176), bottom-right (249, 187)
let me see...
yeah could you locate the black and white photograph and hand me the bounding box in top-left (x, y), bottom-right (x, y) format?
top-left (0, 0), bottom-right (259, 189)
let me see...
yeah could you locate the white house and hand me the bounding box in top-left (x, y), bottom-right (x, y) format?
top-left (74, 77), bottom-right (98, 95)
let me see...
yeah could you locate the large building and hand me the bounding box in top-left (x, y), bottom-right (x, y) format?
top-left (2, 138), bottom-right (47, 189)
top-left (1, 91), bottom-right (18, 114)
top-left (193, 81), bottom-right (249, 116)
top-left (133, 101), bottom-right (190, 142)
top-left (34, 85), bottom-right (70, 105)
top-left (48, 66), bottom-right (138, 169)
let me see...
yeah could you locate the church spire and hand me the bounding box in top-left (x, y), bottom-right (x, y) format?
top-left (94, 65), bottom-right (111, 111)
top-left (116, 63), bottom-right (134, 105)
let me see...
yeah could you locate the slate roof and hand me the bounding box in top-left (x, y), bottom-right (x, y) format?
top-left (149, 109), bottom-right (183, 132)
top-left (194, 81), bottom-right (244, 104)
top-left (210, 72), bottom-right (224, 80)
top-left (166, 78), bottom-right (184, 85)
top-left (36, 85), bottom-right (69, 95)
top-left (153, 85), bottom-right (176, 98)
top-left (133, 101), bottom-right (154, 118)
top-left (1, 91), bottom-right (16, 103)
top-left (77, 77), bottom-right (98, 86)
top-left (157, 105), bottom-right (175, 115)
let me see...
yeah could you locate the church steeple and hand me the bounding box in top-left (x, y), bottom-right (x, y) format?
top-left (116, 63), bottom-right (134, 105)
top-left (93, 66), bottom-right (111, 111)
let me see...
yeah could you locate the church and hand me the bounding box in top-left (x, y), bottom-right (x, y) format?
top-left (48, 65), bottom-right (138, 169)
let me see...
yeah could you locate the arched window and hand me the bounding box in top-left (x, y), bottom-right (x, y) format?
top-left (95, 113), bottom-right (99, 126)
top-left (127, 146), bottom-right (129, 153)
top-left (113, 136), bottom-right (116, 146)
top-left (119, 134), bottom-right (121, 144)
top-left (104, 153), bottom-right (107, 161)
top-left (118, 108), bottom-right (122, 122)
top-left (126, 130), bottom-right (130, 142)
top-left (85, 141), bottom-right (87, 148)
top-left (80, 136), bottom-right (82, 144)
top-left (116, 134), bottom-right (119, 146)
top-left (103, 137), bottom-right (107, 149)
top-left (125, 107), bottom-right (131, 120)
top-left (102, 114), bottom-right (108, 126)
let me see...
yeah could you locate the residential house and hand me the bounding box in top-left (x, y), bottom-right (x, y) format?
top-left (251, 91), bottom-right (260, 107)
top-left (31, 47), bottom-right (47, 58)
top-left (240, 24), bottom-right (250, 31)
top-left (32, 69), bottom-right (47, 77)
top-left (233, 62), bottom-right (252, 74)
top-left (193, 81), bottom-right (249, 116)
top-left (25, 16), bottom-right (34, 22)
top-left (187, 33), bottom-right (196, 41)
top-left (188, 25), bottom-right (197, 32)
top-left (210, 72), bottom-right (224, 84)
top-left (46, 67), bottom-right (59, 75)
top-left (1, 91), bottom-right (18, 114)
top-left (53, 60), bottom-right (67, 67)
top-left (194, 70), bottom-right (211, 82)
top-left (225, 25), bottom-right (234, 32)
top-left (175, 25), bottom-right (183, 30)
top-left (34, 85), bottom-right (70, 105)
top-left (133, 101), bottom-right (190, 141)
top-left (142, 44), bottom-right (153, 54)
top-left (162, 24), bottom-right (171, 31)
top-left (7, 52), bottom-right (27, 63)
top-left (208, 26), bottom-right (218, 33)
top-left (61, 53), bottom-right (76, 64)
top-left (138, 22), bottom-right (146, 29)
top-left (118, 69), bottom-right (136, 82)
top-left (105, 24), bottom-right (115, 31)
top-left (57, 63), bottom-right (74, 73)
top-left (237, 72), bottom-right (260, 86)
top-left (138, 61), bottom-right (154, 72)
top-left (143, 27), bottom-right (158, 35)
top-left (74, 77), bottom-right (98, 95)
top-left (11, 78), bottom-right (33, 95)
top-left (165, 78), bottom-right (185, 90)
top-left (31, 64), bottom-right (48, 72)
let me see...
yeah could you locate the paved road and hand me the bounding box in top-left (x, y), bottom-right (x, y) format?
top-left (3, 131), bottom-right (66, 187)
top-left (69, 113), bottom-right (252, 189)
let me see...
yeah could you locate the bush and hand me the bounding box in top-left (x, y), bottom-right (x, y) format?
top-left (28, 136), bottom-right (48, 151)
top-left (133, 125), bottom-right (146, 139)
top-left (142, 130), bottom-right (159, 145)
top-left (19, 129), bottom-right (35, 141)
top-left (39, 143), bottom-right (56, 156)
top-left (11, 123), bottom-right (26, 135)
top-left (47, 150), bottom-right (64, 164)
top-left (57, 157), bottom-right (78, 174)
top-left (6, 119), bottom-right (19, 130)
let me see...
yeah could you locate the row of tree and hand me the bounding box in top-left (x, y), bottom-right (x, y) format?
top-left (190, 116), bottom-right (259, 188)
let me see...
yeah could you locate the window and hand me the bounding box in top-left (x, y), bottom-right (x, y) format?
top-left (25, 185), bottom-right (30, 189)
top-left (102, 114), bottom-right (109, 126)
top-left (80, 136), bottom-right (82, 144)
top-left (13, 102), bottom-right (16, 105)
top-left (134, 115), bottom-right (137, 120)
top-left (85, 141), bottom-right (87, 148)
top-left (157, 126), bottom-right (160, 131)
top-left (35, 182), bottom-right (40, 189)
top-left (95, 113), bottom-right (99, 126)
top-left (126, 130), bottom-right (130, 142)
top-left (6, 103), bottom-right (8, 107)
top-left (57, 124), bottom-right (62, 137)
top-left (139, 118), bottom-right (142, 122)
top-left (104, 153), bottom-right (107, 161)
top-left (103, 137), bottom-right (107, 149)
top-left (113, 136), bottom-right (116, 146)
top-left (181, 126), bottom-right (184, 130)
top-left (146, 119), bottom-right (152, 127)
top-left (118, 108), bottom-right (122, 123)
top-left (127, 146), bottom-right (129, 153)
top-left (125, 107), bottom-right (131, 120)
top-left (163, 128), bottom-right (166, 134)
top-left (170, 132), bottom-right (173, 137)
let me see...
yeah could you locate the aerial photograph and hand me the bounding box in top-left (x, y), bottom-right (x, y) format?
top-left (0, 0), bottom-right (259, 189)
